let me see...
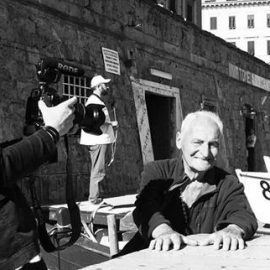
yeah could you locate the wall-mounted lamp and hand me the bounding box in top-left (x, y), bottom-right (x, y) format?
top-left (240, 104), bottom-right (256, 119)
top-left (150, 68), bottom-right (172, 80)
top-left (124, 48), bottom-right (136, 68)
top-left (200, 95), bottom-right (218, 112)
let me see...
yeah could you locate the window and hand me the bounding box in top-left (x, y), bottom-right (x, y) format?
top-left (168, 0), bottom-right (176, 12)
top-left (267, 14), bottom-right (270, 28)
top-left (229, 16), bottom-right (236, 29)
top-left (156, 0), bottom-right (176, 12)
top-left (186, 4), bottom-right (193, 22)
top-left (210, 17), bottom-right (217, 30)
top-left (267, 40), bottom-right (270, 55)
top-left (156, 0), bottom-right (165, 7)
top-left (62, 75), bottom-right (91, 104)
top-left (247, 41), bottom-right (255, 56)
top-left (247, 15), bottom-right (254, 28)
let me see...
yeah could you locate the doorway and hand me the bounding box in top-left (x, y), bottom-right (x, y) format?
top-left (131, 77), bottom-right (182, 164)
top-left (244, 104), bottom-right (257, 171)
top-left (145, 92), bottom-right (176, 160)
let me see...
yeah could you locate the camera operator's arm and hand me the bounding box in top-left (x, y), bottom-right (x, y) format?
top-left (0, 97), bottom-right (77, 185)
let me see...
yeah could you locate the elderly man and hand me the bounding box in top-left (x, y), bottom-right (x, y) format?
top-left (80, 75), bottom-right (118, 204)
top-left (125, 110), bottom-right (257, 254)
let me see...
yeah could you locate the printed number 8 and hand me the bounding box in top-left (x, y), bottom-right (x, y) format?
top-left (260, 180), bottom-right (270, 200)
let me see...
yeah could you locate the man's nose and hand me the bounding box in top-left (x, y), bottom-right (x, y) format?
top-left (200, 143), bottom-right (210, 157)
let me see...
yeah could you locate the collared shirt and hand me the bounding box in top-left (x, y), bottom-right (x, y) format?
top-left (181, 180), bottom-right (216, 208)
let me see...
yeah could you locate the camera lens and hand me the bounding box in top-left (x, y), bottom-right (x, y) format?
top-left (74, 103), bottom-right (105, 135)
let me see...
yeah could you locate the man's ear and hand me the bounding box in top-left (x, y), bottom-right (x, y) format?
top-left (176, 131), bottom-right (182, 149)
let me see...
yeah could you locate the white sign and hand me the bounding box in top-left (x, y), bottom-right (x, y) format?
top-left (229, 63), bottom-right (270, 92)
top-left (102, 47), bottom-right (120, 75)
top-left (236, 169), bottom-right (270, 224)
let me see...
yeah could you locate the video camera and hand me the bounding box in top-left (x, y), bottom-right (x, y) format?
top-left (24, 57), bottom-right (105, 136)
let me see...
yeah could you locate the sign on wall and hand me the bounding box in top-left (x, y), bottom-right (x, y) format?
top-left (229, 63), bottom-right (270, 92)
top-left (102, 47), bottom-right (120, 75)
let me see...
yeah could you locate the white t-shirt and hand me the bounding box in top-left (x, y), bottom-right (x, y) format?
top-left (79, 94), bottom-right (115, 145)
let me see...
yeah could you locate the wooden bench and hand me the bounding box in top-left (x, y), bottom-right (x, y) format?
top-left (43, 194), bottom-right (137, 257)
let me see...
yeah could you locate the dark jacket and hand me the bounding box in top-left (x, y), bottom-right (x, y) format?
top-left (0, 129), bottom-right (57, 269)
top-left (123, 158), bottom-right (258, 254)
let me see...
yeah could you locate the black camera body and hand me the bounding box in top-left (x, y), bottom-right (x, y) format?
top-left (23, 58), bottom-right (105, 136)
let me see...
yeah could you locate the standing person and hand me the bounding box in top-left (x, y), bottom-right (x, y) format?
top-left (120, 110), bottom-right (257, 255)
top-left (0, 97), bottom-right (77, 270)
top-left (80, 75), bottom-right (118, 204)
top-left (246, 128), bottom-right (257, 171)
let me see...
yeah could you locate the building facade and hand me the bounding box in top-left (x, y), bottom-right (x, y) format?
top-left (1, 0), bottom-right (270, 204)
top-left (202, 0), bottom-right (270, 64)
top-left (155, 0), bottom-right (202, 27)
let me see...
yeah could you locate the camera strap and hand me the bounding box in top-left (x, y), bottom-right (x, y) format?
top-left (107, 107), bottom-right (118, 167)
top-left (30, 135), bottom-right (82, 252)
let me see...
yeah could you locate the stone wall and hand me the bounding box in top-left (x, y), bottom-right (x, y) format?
top-left (1, 0), bottom-right (270, 203)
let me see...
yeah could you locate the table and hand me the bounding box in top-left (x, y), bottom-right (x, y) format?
top-left (79, 234), bottom-right (270, 270)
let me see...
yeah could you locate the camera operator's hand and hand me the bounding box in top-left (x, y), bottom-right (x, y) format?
top-left (38, 96), bottom-right (77, 136)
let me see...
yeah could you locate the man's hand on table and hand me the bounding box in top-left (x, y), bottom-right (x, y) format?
top-left (149, 224), bottom-right (198, 251)
top-left (149, 224), bottom-right (245, 251)
top-left (188, 224), bottom-right (245, 251)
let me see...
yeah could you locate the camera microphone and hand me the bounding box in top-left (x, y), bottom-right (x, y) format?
top-left (38, 57), bottom-right (85, 77)
top-left (24, 57), bottom-right (106, 136)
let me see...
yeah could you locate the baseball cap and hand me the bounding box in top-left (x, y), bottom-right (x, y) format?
top-left (91, 75), bottom-right (111, 88)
